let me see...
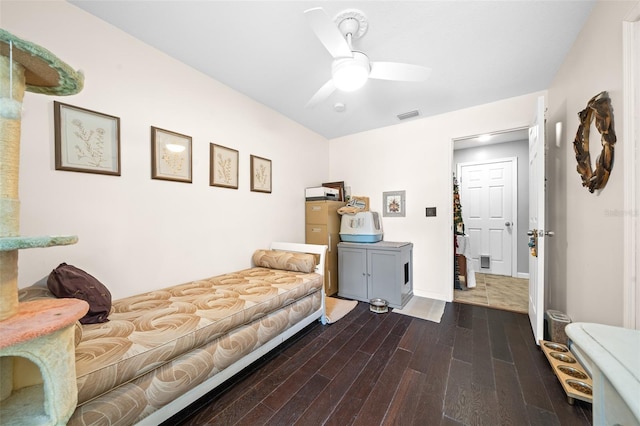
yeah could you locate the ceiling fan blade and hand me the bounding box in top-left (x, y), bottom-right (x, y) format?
top-left (369, 62), bottom-right (431, 82)
top-left (305, 79), bottom-right (336, 109)
top-left (304, 7), bottom-right (353, 59)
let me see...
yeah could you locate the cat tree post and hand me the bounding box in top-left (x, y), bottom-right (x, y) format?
top-left (0, 29), bottom-right (88, 425)
top-left (0, 54), bottom-right (23, 320)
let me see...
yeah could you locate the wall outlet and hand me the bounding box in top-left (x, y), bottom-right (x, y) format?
top-left (426, 207), bottom-right (437, 217)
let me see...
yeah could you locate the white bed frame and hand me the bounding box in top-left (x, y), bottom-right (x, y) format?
top-left (137, 242), bottom-right (328, 425)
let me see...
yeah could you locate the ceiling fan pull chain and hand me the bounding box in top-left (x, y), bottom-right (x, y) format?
top-left (346, 32), bottom-right (353, 50)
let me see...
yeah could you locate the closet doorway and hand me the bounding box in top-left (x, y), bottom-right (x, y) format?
top-left (453, 129), bottom-right (529, 313)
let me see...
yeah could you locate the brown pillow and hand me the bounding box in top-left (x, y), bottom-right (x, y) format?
top-left (47, 263), bottom-right (111, 324)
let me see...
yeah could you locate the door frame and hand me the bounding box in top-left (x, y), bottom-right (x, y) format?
top-left (623, 3), bottom-right (640, 329)
top-left (528, 95), bottom-right (546, 345)
top-left (456, 157), bottom-right (518, 277)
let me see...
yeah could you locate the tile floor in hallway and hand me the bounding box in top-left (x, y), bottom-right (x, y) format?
top-left (455, 273), bottom-right (529, 313)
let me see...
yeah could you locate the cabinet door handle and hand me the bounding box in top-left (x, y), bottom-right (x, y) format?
top-left (311, 206), bottom-right (321, 211)
top-left (311, 228), bottom-right (321, 233)
top-left (328, 234), bottom-right (331, 251)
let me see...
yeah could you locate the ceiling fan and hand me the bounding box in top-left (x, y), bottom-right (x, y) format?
top-left (304, 7), bottom-right (431, 108)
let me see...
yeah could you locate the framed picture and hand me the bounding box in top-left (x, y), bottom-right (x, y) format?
top-left (322, 181), bottom-right (346, 201)
top-left (210, 143), bottom-right (239, 189)
top-left (151, 126), bottom-right (192, 183)
top-left (54, 101), bottom-right (121, 175)
top-left (383, 190), bottom-right (406, 217)
top-left (250, 155), bottom-right (271, 193)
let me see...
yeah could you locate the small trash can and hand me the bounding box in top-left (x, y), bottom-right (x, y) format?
top-left (545, 309), bottom-right (571, 344)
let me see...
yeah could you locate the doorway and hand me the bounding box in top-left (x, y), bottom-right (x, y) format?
top-left (452, 129), bottom-right (530, 312)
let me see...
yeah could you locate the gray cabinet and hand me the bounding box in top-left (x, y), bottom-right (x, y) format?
top-left (338, 241), bottom-right (413, 309)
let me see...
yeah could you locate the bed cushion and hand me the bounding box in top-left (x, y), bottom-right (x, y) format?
top-left (74, 267), bottom-right (322, 404)
top-left (68, 291), bottom-right (322, 425)
top-left (252, 249), bottom-right (316, 273)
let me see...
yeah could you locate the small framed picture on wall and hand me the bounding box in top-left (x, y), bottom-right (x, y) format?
top-left (250, 155), bottom-right (271, 193)
top-left (151, 126), bottom-right (192, 183)
top-left (210, 143), bottom-right (239, 189)
top-left (54, 101), bottom-right (121, 176)
top-left (383, 190), bottom-right (406, 217)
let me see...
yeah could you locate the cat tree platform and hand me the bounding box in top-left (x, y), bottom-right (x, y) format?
top-left (0, 299), bottom-right (88, 425)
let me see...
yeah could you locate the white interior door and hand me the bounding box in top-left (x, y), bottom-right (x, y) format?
top-left (529, 96), bottom-right (546, 344)
top-left (458, 158), bottom-right (515, 276)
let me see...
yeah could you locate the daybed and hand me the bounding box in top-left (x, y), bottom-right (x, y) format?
top-left (17, 242), bottom-right (327, 425)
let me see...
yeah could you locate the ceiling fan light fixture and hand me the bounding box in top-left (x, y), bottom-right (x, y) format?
top-left (332, 52), bottom-right (370, 92)
top-left (304, 7), bottom-right (431, 107)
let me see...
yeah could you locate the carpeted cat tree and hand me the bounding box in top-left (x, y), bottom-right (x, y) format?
top-left (0, 28), bottom-right (88, 425)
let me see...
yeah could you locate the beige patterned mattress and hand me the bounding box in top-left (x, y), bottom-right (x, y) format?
top-left (19, 266), bottom-right (323, 425)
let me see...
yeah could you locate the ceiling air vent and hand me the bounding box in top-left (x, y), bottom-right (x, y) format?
top-left (397, 110), bottom-right (420, 121)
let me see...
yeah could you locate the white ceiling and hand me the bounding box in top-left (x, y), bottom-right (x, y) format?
top-left (69, 1), bottom-right (596, 139)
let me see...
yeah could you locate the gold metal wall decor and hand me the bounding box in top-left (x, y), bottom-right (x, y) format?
top-left (572, 91), bottom-right (617, 193)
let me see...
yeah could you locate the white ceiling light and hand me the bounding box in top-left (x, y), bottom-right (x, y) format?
top-left (332, 52), bottom-right (370, 91)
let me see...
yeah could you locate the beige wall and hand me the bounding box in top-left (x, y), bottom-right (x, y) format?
top-left (2, 1), bottom-right (329, 299)
top-left (546, 0), bottom-right (637, 326)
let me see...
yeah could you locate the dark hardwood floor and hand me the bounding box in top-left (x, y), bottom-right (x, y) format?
top-left (166, 302), bottom-right (592, 426)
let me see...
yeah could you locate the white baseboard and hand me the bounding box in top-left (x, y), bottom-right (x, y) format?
top-left (517, 272), bottom-right (530, 280)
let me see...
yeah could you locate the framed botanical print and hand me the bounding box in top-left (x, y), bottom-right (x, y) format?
top-left (210, 143), bottom-right (239, 189)
top-left (250, 155), bottom-right (271, 193)
top-left (383, 190), bottom-right (406, 217)
top-left (151, 126), bottom-right (192, 183)
top-left (54, 101), bottom-right (121, 175)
